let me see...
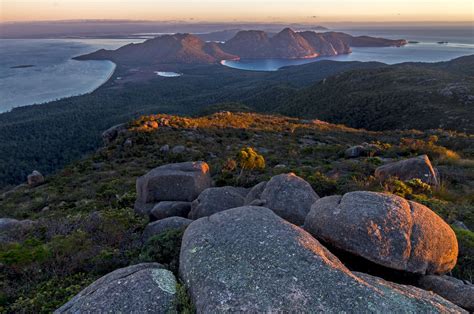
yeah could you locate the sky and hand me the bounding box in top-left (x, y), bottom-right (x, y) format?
top-left (1, 0), bottom-right (473, 23)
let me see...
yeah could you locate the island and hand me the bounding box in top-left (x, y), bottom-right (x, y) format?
top-left (76, 28), bottom-right (407, 65)
top-left (10, 64), bottom-right (35, 69)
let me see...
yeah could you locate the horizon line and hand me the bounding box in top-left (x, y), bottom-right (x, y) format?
top-left (1, 19), bottom-right (473, 25)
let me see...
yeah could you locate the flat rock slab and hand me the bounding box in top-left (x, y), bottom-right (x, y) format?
top-left (180, 206), bottom-right (463, 312)
top-left (304, 191), bottom-right (458, 274)
top-left (55, 263), bottom-right (177, 313)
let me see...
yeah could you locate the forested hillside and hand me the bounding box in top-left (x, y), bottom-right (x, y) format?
top-left (260, 56), bottom-right (474, 132)
top-left (0, 56), bottom-right (473, 188)
top-left (0, 60), bottom-right (383, 188)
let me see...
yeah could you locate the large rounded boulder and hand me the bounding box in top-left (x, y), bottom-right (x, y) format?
top-left (55, 263), bottom-right (177, 313)
top-left (188, 186), bottom-right (245, 219)
top-left (375, 154), bottom-right (439, 185)
top-left (134, 161), bottom-right (211, 215)
top-left (179, 206), bottom-right (462, 312)
top-left (259, 173), bottom-right (319, 225)
top-left (304, 191), bottom-right (458, 274)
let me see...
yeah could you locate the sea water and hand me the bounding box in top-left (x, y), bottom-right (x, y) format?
top-left (0, 38), bottom-right (144, 113)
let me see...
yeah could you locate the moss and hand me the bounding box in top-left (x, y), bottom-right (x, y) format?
top-left (175, 283), bottom-right (195, 314)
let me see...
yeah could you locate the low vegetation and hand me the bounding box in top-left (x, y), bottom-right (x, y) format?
top-left (0, 112), bottom-right (473, 311)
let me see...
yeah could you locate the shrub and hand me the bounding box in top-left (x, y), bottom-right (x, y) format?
top-left (383, 178), bottom-right (413, 198)
top-left (405, 178), bottom-right (432, 195)
top-left (237, 147), bottom-right (265, 172)
top-left (451, 228), bottom-right (474, 282)
top-left (307, 172), bottom-right (338, 196)
top-left (8, 273), bottom-right (95, 314)
top-left (139, 228), bottom-right (185, 275)
top-left (0, 238), bottom-right (50, 268)
top-left (236, 147), bottom-right (265, 183)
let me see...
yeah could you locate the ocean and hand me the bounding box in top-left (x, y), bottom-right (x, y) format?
top-left (0, 38), bottom-right (143, 113)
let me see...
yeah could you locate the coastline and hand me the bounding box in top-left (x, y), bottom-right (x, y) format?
top-left (88, 60), bottom-right (117, 93)
top-left (0, 59), bottom-right (117, 114)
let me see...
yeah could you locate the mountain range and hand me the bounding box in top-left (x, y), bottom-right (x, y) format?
top-left (76, 28), bottom-right (407, 64)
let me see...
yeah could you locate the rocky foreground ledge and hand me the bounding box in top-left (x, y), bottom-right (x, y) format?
top-left (55, 161), bottom-right (473, 313)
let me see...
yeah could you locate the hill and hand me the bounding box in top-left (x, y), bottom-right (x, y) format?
top-left (77, 28), bottom-right (406, 64)
top-left (75, 33), bottom-right (239, 64)
top-left (0, 112), bottom-right (473, 312)
top-left (251, 55), bottom-right (474, 133)
top-left (0, 60), bottom-right (385, 189)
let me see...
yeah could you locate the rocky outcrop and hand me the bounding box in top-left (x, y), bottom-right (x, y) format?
top-left (0, 218), bottom-right (35, 244)
top-left (375, 154), bottom-right (439, 185)
top-left (143, 217), bottom-right (192, 242)
top-left (188, 186), bottom-right (245, 219)
top-left (304, 191), bottom-right (458, 274)
top-left (345, 143), bottom-right (380, 158)
top-left (134, 161), bottom-right (211, 215)
top-left (149, 201), bottom-right (191, 221)
top-left (55, 263), bottom-right (177, 313)
top-left (180, 206), bottom-right (463, 312)
top-left (418, 275), bottom-right (474, 311)
top-left (101, 123), bottom-right (127, 144)
top-left (27, 170), bottom-right (44, 187)
top-left (259, 173), bottom-right (319, 225)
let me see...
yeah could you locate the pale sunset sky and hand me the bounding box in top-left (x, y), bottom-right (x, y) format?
top-left (1, 0), bottom-right (473, 23)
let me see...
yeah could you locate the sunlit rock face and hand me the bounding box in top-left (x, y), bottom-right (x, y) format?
top-left (304, 191), bottom-right (458, 275)
top-left (180, 206), bottom-right (463, 312)
top-left (375, 154), bottom-right (439, 186)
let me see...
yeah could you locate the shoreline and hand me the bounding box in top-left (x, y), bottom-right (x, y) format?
top-left (0, 60), bottom-right (117, 114)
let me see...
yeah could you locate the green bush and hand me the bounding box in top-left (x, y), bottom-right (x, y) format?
top-left (8, 273), bottom-right (95, 314)
top-left (307, 172), bottom-right (338, 196)
top-left (452, 228), bottom-right (474, 282)
top-left (0, 238), bottom-right (50, 267)
top-left (139, 228), bottom-right (185, 275)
